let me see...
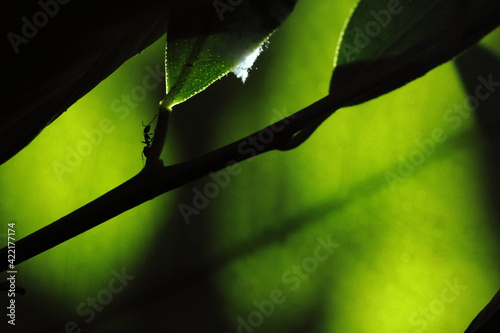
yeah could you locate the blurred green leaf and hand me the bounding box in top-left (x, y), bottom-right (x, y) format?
top-left (161, 0), bottom-right (297, 108)
top-left (330, 0), bottom-right (500, 106)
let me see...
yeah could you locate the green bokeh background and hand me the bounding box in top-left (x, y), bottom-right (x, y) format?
top-left (1, 1), bottom-right (499, 332)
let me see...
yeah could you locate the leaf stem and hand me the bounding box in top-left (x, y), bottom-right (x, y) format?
top-left (145, 102), bottom-right (171, 168)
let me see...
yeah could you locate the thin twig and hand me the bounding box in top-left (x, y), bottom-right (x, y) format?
top-left (146, 102), bottom-right (171, 167)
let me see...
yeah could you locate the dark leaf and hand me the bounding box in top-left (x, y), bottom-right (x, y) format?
top-left (464, 289), bottom-right (500, 333)
top-left (330, 0), bottom-right (500, 106)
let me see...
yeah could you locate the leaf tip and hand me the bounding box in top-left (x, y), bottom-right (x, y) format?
top-left (231, 42), bottom-right (267, 83)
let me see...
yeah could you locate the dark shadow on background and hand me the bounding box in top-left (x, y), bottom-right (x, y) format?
top-left (455, 46), bottom-right (500, 238)
top-left (130, 78), bottom-right (243, 332)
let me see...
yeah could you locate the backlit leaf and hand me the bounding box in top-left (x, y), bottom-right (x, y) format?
top-left (161, 0), bottom-right (297, 108)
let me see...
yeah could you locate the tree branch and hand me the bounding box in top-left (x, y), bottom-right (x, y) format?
top-left (0, 94), bottom-right (341, 273)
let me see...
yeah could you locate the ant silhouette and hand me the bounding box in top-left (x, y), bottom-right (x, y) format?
top-left (142, 115), bottom-right (158, 162)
